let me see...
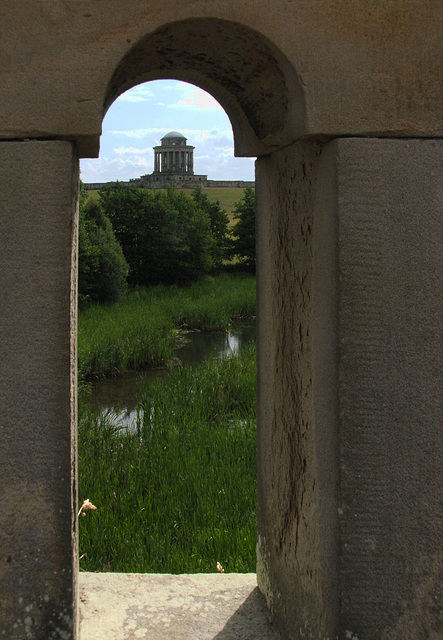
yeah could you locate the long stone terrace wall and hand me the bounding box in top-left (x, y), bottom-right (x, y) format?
top-left (206, 180), bottom-right (255, 188)
top-left (84, 181), bottom-right (129, 190)
top-left (84, 179), bottom-right (255, 190)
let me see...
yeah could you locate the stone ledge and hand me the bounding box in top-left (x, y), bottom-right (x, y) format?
top-left (79, 573), bottom-right (280, 640)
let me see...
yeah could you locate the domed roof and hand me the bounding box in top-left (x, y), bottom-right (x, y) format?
top-left (162, 131), bottom-right (186, 139)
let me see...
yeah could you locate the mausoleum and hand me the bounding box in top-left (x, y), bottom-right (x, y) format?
top-left (137, 130), bottom-right (207, 187)
top-left (85, 130), bottom-right (254, 191)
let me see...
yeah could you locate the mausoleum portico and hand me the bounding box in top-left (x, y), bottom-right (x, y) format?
top-left (153, 131), bottom-right (195, 174)
top-left (137, 131), bottom-right (208, 188)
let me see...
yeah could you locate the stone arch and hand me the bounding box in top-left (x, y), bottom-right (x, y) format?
top-left (103, 18), bottom-right (306, 157)
top-left (1, 5), bottom-right (442, 640)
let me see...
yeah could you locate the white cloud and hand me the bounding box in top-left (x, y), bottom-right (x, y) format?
top-left (106, 127), bottom-right (233, 145)
top-left (169, 87), bottom-right (223, 111)
top-left (119, 95), bottom-right (146, 103)
top-left (81, 148), bottom-right (154, 182)
top-left (117, 85), bottom-right (154, 102)
top-left (114, 146), bottom-right (151, 155)
top-left (106, 128), bottom-right (168, 139)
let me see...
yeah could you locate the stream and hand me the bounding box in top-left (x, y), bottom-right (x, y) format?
top-left (84, 320), bottom-right (256, 428)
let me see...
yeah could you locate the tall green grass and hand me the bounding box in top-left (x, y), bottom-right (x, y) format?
top-left (78, 273), bottom-right (256, 379)
top-left (78, 343), bottom-right (257, 573)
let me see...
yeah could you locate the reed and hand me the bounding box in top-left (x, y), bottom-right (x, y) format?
top-left (78, 343), bottom-right (257, 573)
top-left (78, 273), bottom-right (256, 379)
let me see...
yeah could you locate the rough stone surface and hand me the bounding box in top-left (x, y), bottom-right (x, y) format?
top-left (79, 573), bottom-right (279, 640)
top-left (0, 2), bottom-right (442, 155)
top-left (256, 138), bottom-right (443, 639)
top-left (334, 138), bottom-right (443, 640)
top-left (256, 140), bottom-right (340, 639)
top-left (104, 17), bottom-right (304, 156)
top-left (0, 141), bottom-right (79, 639)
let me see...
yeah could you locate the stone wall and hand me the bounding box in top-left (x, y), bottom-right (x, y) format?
top-left (206, 180), bottom-right (255, 188)
top-left (84, 178), bottom-right (255, 190)
top-left (256, 137), bottom-right (443, 639)
top-left (0, 141), bottom-right (79, 639)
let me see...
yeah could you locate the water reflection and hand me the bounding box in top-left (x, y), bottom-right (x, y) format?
top-left (85, 321), bottom-right (255, 427)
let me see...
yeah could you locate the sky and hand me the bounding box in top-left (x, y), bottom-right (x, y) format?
top-left (80, 80), bottom-right (256, 184)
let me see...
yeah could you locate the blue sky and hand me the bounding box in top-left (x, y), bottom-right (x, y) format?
top-left (80, 80), bottom-right (256, 184)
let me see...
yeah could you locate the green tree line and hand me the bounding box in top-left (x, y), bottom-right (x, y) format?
top-left (78, 183), bottom-right (255, 306)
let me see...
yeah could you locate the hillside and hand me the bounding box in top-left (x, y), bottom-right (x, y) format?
top-left (201, 187), bottom-right (251, 223)
top-left (86, 186), bottom-right (253, 225)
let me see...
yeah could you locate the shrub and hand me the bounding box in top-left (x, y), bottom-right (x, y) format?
top-left (78, 190), bottom-right (128, 306)
top-left (99, 184), bottom-right (217, 286)
top-left (231, 187), bottom-right (256, 271)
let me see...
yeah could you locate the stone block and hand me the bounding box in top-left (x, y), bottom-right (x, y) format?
top-left (0, 141), bottom-right (79, 640)
top-left (256, 137), bottom-right (443, 639)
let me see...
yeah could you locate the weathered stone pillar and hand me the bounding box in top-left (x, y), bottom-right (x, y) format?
top-left (256, 138), bottom-right (443, 639)
top-left (0, 141), bottom-right (79, 639)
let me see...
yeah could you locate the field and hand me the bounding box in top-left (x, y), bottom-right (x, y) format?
top-left (86, 187), bottom-right (252, 224)
top-left (201, 187), bottom-right (250, 223)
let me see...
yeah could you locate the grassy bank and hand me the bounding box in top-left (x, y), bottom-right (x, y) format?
top-left (78, 343), bottom-right (257, 573)
top-left (201, 187), bottom-right (250, 223)
top-left (78, 273), bottom-right (256, 379)
top-left (87, 187), bottom-right (251, 223)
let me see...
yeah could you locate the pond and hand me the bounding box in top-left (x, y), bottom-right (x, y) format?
top-left (84, 320), bottom-right (256, 427)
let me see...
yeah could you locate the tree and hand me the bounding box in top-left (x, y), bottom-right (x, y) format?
top-left (99, 183), bottom-right (152, 286)
top-left (162, 187), bottom-right (215, 283)
top-left (99, 184), bottom-right (215, 286)
top-left (231, 187), bottom-right (256, 271)
top-left (191, 186), bottom-right (232, 269)
top-left (78, 189), bottom-right (128, 306)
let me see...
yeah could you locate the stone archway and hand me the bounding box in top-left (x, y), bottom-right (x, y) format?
top-left (1, 6), bottom-right (442, 640)
top-left (91, 21), bottom-right (320, 632)
top-left (1, 17), bottom-right (309, 639)
top-left (103, 18), bottom-right (306, 157)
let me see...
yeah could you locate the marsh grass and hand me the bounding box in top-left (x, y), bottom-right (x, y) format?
top-left (78, 273), bottom-right (256, 379)
top-left (78, 342), bottom-right (257, 573)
